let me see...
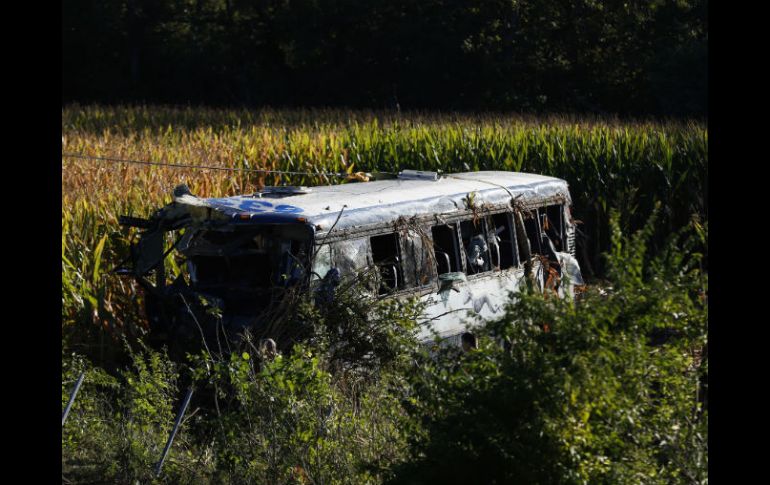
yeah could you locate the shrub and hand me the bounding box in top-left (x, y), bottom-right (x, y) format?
top-left (390, 210), bottom-right (707, 484)
top-left (62, 343), bottom-right (207, 483)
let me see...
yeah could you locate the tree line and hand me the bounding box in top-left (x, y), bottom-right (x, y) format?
top-left (63, 0), bottom-right (707, 116)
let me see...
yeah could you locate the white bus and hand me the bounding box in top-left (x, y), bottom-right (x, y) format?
top-left (120, 170), bottom-right (583, 347)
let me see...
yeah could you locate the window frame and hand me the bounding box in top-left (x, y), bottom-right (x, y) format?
top-left (369, 232), bottom-right (405, 294)
top-left (487, 211), bottom-right (519, 271)
top-left (428, 209), bottom-right (526, 281)
top-left (542, 203), bottom-right (567, 253)
top-left (399, 223), bottom-right (438, 290)
top-left (308, 200), bottom-right (573, 297)
top-left (459, 218), bottom-right (494, 276)
top-left (430, 222), bottom-right (464, 277)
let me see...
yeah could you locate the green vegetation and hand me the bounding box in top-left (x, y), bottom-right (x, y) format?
top-left (62, 106), bottom-right (707, 483)
top-left (62, 106), bottom-right (706, 338)
top-left (389, 210), bottom-right (707, 484)
top-left (62, 209), bottom-right (707, 483)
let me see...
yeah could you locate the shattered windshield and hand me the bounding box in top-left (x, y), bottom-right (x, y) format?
top-left (182, 224), bottom-right (312, 292)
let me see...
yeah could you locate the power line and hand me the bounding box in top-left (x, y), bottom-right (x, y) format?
top-left (61, 152), bottom-right (358, 178)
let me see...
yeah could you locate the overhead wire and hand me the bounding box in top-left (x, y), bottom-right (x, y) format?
top-left (61, 152), bottom-right (376, 179)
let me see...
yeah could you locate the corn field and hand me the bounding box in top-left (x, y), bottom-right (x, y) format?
top-left (62, 105), bottom-right (707, 351)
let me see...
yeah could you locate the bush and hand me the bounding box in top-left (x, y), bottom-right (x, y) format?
top-left (63, 281), bottom-right (424, 484)
top-left (62, 207), bottom-right (707, 484)
top-left (304, 272), bottom-right (425, 376)
top-left (62, 343), bottom-right (208, 483)
top-left (182, 284), bottom-right (426, 483)
top-left (389, 209), bottom-right (707, 484)
top-left (62, 351), bottom-right (122, 480)
top-left (186, 344), bottom-right (415, 484)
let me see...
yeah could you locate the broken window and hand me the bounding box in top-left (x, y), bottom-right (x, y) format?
top-left (521, 210), bottom-right (542, 257)
top-left (401, 228), bottom-right (435, 287)
top-left (331, 238), bottom-right (371, 275)
top-left (487, 212), bottom-right (517, 270)
top-left (460, 219), bottom-right (492, 275)
top-left (184, 225), bottom-right (312, 293)
top-left (311, 243), bottom-right (333, 282)
top-left (542, 204), bottom-right (565, 252)
top-left (279, 239), bottom-right (310, 286)
top-left (370, 233), bottom-right (404, 294)
top-left (519, 207), bottom-right (562, 291)
top-left (189, 255), bottom-right (232, 287)
top-left (431, 223), bottom-right (461, 275)
top-left (230, 254), bottom-right (273, 287)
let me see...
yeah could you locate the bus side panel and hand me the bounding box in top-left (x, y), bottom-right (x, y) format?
top-left (417, 263), bottom-right (539, 342)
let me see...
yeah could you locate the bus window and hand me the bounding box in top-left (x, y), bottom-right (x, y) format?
top-left (277, 239), bottom-right (310, 286)
top-left (526, 207), bottom-right (559, 265)
top-left (543, 204), bottom-right (565, 252)
top-left (522, 210), bottom-right (542, 256)
top-left (431, 224), bottom-right (461, 275)
top-left (370, 233), bottom-right (404, 294)
top-left (331, 238), bottom-right (370, 275)
top-left (402, 228), bottom-right (434, 287)
top-left (460, 219), bottom-right (491, 275)
top-left (311, 244), bottom-right (332, 282)
top-left (488, 213), bottom-right (517, 270)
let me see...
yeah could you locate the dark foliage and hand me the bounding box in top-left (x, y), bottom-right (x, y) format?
top-left (63, 0), bottom-right (707, 116)
top-left (63, 209), bottom-right (707, 483)
top-left (388, 209), bottom-right (707, 484)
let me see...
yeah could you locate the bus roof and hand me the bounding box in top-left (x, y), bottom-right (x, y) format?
top-left (194, 171), bottom-right (571, 233)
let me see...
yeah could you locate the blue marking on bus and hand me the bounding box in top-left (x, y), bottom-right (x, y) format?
top-left (206, 197), bottom-right (303, 214)
top-left (274, 204), bottom-right (303, 213)
top-left (237, 199), bottom-right (273, 211)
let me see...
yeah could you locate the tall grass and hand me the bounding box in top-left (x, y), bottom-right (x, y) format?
top-left (62, 105), bottom-right (707, 344)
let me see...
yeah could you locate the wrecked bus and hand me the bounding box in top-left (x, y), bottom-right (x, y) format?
top-left (119, 170), bottom-right (583, 349)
